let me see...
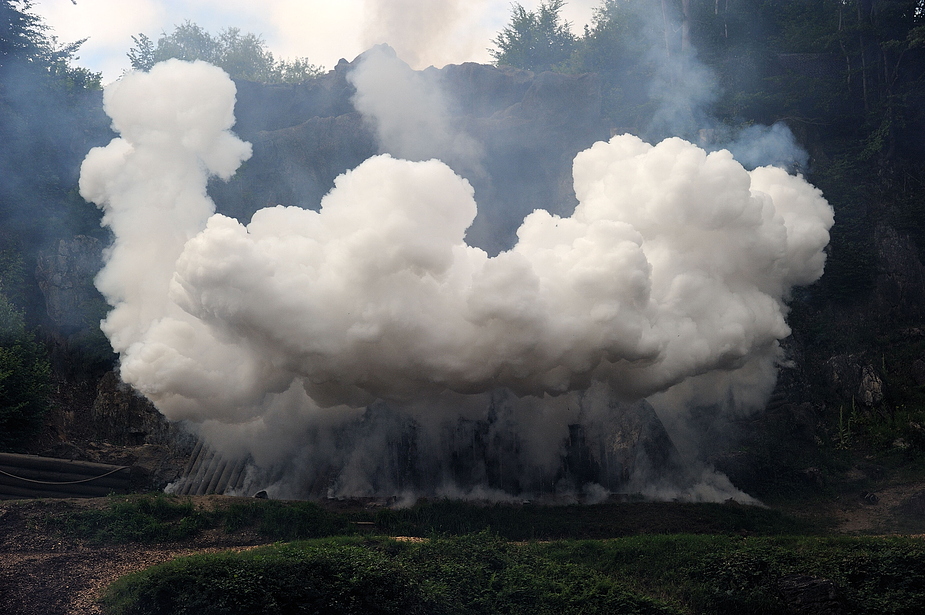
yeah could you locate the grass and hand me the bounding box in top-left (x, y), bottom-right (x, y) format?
top-left (54, 494), bottom-right (210, 543)
top-left (37, 493), bottom-right (922, 612)
top-left (375, 499), bottom-right (824, 539)
top-left (538, 534), bottom-right (925, 614)
top-left (99, 532), bottom-right (925, 615)
top-left (44, 493), bottom-right (824, 545)
top-left (48, 493), bottom-right (353, 543)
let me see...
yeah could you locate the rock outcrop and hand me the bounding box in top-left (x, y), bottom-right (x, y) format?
top-left (874, 223), bottom-right (925, 319)
top-left (777, 574), bottom-right (842, 614)
top-left (211, 51), bottom-right (609, 254)
top-left (35, 235), bottom-right (105, 335)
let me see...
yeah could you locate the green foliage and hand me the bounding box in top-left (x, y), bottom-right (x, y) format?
top-left (221, 499), bottom-right (352, 539)
top-left (49, 494), bottom-right (353, 544)
top-left (408, 532), bottom-right (676, 615)
top-left (127, 21), bottom-right (323, 83)
top-left (854, 404), bottom-right (925, 453)
top-left (0, 0), bottom-right (101, 90)
top-left (0, 0), bottom-right (108, 251)
top-left (373, 499), bottom-right (817, 539)
top-left (102, 539), bottom-right (436, 615)
top-left (45, 492), bottom-right (821, 550)
top-left (567, 0), bottom-right (657, 127)
top-left (0, 288), bottom-right (50, 452)
top-left (540, 534), bottom-right (925, 615)
top-left (100, 534), bottom-right (676, 615)
top-left (99, 533), bottom-right (925, 615)
top-left (490, 0), bottom-right (578, 72)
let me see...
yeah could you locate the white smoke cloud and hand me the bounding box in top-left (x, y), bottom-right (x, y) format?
top-left (348, 45), bottom-right (485, 176)
top-left (81, 59), bottom-right (833, 500)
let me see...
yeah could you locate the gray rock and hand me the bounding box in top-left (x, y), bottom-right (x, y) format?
top-left (35, 235), bottom-right (105, 334)
top-left (823, 354), bottom-right (884, 407)
top-left (858, 364), bottom-right (884, 406)
top-left (901, 489), bottom-right (925, 517)
top-left (778, 574), bottom-right (842, 614)
top-left (874, 224), bottom-right (925, 317)
top-left (210, 49), bottom-right (608, 255)
top-left (90, 370), bottom-right (173, 447)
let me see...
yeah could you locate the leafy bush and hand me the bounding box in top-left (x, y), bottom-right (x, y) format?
top-left (539, 535), bottom-right (925, 615)
top-left (102, 540), bottom-right (436, 615)
top-left (405, 532), bottom-right (676, 615)
top-left (86, 503), bottom-right (925, 615)
top-left (100, 534), bottom-right (677, 615)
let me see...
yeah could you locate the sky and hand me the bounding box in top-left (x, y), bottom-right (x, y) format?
top-left (34, 0), bottom-right (600, 84)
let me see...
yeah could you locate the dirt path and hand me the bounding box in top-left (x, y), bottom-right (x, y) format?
top-left (832, 482), bottom-right (922, 533)
top-left (0, 497), bottom-right (273, 615)
top-left (2, 545), bottom-right (234, 615)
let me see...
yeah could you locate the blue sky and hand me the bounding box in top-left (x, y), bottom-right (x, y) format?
top-left (33, 0), bottom-right (599, 83)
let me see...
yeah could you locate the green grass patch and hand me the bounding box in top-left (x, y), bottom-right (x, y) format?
top-left (538, 534), bottom-right (925, 614)
top-left (374, 499), bottom-right (823, 539)
top-left (46, 493), bottom-right (822, 545)
top-left (49, 494), bottom-right (354, 543)
top-left (220, 498), bottom-right (353, 539)
top-left (56, 494), bottom-right (209, 543)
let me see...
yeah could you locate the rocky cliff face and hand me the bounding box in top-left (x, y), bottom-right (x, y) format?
top-left (35, 235), bottom-right (105, 335)
top-left (211, 53), bottom-right (609, 253)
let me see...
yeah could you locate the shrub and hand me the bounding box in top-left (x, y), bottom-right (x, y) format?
top-left (102, 540), bottom-right (435, 615)
top-left (101, 534), bottom-right (678, 615)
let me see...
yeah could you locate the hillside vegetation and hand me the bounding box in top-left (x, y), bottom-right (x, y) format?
top-left (7, 493), bottom-right (917, 614)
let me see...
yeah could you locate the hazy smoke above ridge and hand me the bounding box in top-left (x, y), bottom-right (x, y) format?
top-left (361, 0), bottom-right (497, 70)
top-left (79, 57), bottom-right (833, 500)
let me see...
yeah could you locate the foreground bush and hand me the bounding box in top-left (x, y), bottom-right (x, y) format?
top-left (101, 532), bottom-right (925, 615)
top-left (539, 534), bottom-right (925, 614)
top-left (100, 534), bottom-right (677, 615)
top-left (102, 540), bottom-right (435, 615)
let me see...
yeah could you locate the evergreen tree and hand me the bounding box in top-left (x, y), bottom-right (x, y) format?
top-left (490, 0), bottom-right (578, 72)
top-left (0, 0), bottom-right (106, 246)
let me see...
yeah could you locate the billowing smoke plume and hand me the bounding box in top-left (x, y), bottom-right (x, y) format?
top-left (80, 58), bottom-right (833, 501)
top-left (348, 45), bottom-right (484, 177)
